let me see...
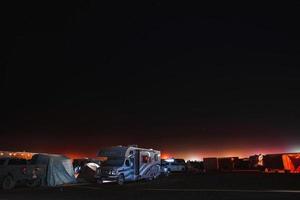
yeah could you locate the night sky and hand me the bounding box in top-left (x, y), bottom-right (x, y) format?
top-left (2, 1), bottom-right (300, 160)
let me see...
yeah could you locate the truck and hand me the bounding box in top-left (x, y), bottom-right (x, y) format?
top-left (0, 157), bottom-right (46, 189)
top-left (95, 145), bottom-right (161, 185)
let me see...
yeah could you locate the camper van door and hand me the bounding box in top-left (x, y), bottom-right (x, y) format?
top-left (134, 150), bottom-right (140, 179)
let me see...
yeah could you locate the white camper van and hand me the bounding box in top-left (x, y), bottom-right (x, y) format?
top-left (95, 145), bottom-right (161, 185)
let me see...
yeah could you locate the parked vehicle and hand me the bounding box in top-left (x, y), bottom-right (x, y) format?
top-left (163, 158), bottom-right (187, 172)
top-left (160, 160), bottom-right (170, 176)
top-left (186, 161), bottom-right (204, 173)
top-left (0, 157), bottom-right (46, 190)
top-left (95, 145), bottom-right (161, 185)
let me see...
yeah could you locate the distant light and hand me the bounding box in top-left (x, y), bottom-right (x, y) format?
top-left (165, 158), bottom-right (175, 162)
top-left (187, 155), bottom-right (202, 161)
top-left (288, 146), bottom-right (300, 153)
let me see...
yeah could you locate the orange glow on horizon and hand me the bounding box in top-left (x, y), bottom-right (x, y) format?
top-left (161, 153), bottom-right (172, 159)
top-left (14, 144), bottom-right (292, 161)
top-left (159, 146), bottom-right (289, 161)
top-left (62, 146), bottom-right (291, 161)
top-left (64, 152), bottom-right (94, 159)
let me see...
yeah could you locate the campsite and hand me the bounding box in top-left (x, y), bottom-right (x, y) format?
top-left (1, 146), bottom-right (300, 200)
top-left (0, 152), bottom-right (76, 189)
top-left (1, 148), bottom-right (300, 189)
top-left (4, 1), bottom-right (300, 199)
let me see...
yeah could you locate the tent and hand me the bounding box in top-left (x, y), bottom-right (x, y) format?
top-left (77, 162), bottom-right (100, 182)
top-left (31, 153), bottom-right (76, 186)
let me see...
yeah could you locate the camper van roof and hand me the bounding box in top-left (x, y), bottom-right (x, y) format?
top-left (97, 146), bottom-right (160, 157)
top-left (97, 146), bottom-right (128, 157)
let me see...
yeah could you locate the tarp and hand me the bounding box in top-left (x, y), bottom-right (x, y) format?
top-left (77, 162), bottom-right (99, 182)
top-left (282, 154), bottom-right (300, 173)
top-left (31, 153), bottom-right (76, 186)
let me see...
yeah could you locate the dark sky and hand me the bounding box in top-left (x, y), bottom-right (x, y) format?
top-left (2, 1), bottom-right (300, 159)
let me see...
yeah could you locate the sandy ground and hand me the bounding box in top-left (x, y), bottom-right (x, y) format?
top-left (1, 173), bottom-right (300, 200)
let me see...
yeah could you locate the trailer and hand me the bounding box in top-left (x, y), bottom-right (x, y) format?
top-left (95, 145), bottom-right (161, 185)
top-left (264, 153), bottom-right (300, 173)
top-left (218, 157), bottom-right (239, 171)
top-left (203, 157), bottom-right (218, 172)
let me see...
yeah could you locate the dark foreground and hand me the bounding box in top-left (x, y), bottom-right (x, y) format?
top-left (1, 173), bottom-right (300, 200)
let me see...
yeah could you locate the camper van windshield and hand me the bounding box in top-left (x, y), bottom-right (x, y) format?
top-left (101, 157), bottom-right (124, 167)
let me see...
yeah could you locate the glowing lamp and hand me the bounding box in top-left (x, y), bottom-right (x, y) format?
top-left (165, 158), bottom-right (175, 162)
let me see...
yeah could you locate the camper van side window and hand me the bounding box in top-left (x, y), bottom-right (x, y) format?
top-left (154, 154), bottom-right (158, 161)
top-left (125, 159), bottom-right (130, 167)
top-left (142, 155), bottom-right (149, 163)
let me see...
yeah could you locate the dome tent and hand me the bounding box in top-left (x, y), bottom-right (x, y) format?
top-left (31, 153), bottom-right (76, 186)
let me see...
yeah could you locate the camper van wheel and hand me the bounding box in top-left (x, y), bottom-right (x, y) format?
top-left (117, 174), bottom-right (125, 185)
top-left (2, 175), bottom-right (16, 190)
top-left (134, 175), bottom-right (141, 181)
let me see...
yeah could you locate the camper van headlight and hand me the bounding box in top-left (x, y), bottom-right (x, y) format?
top-left (110, 169), bottom-right (117, 175)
